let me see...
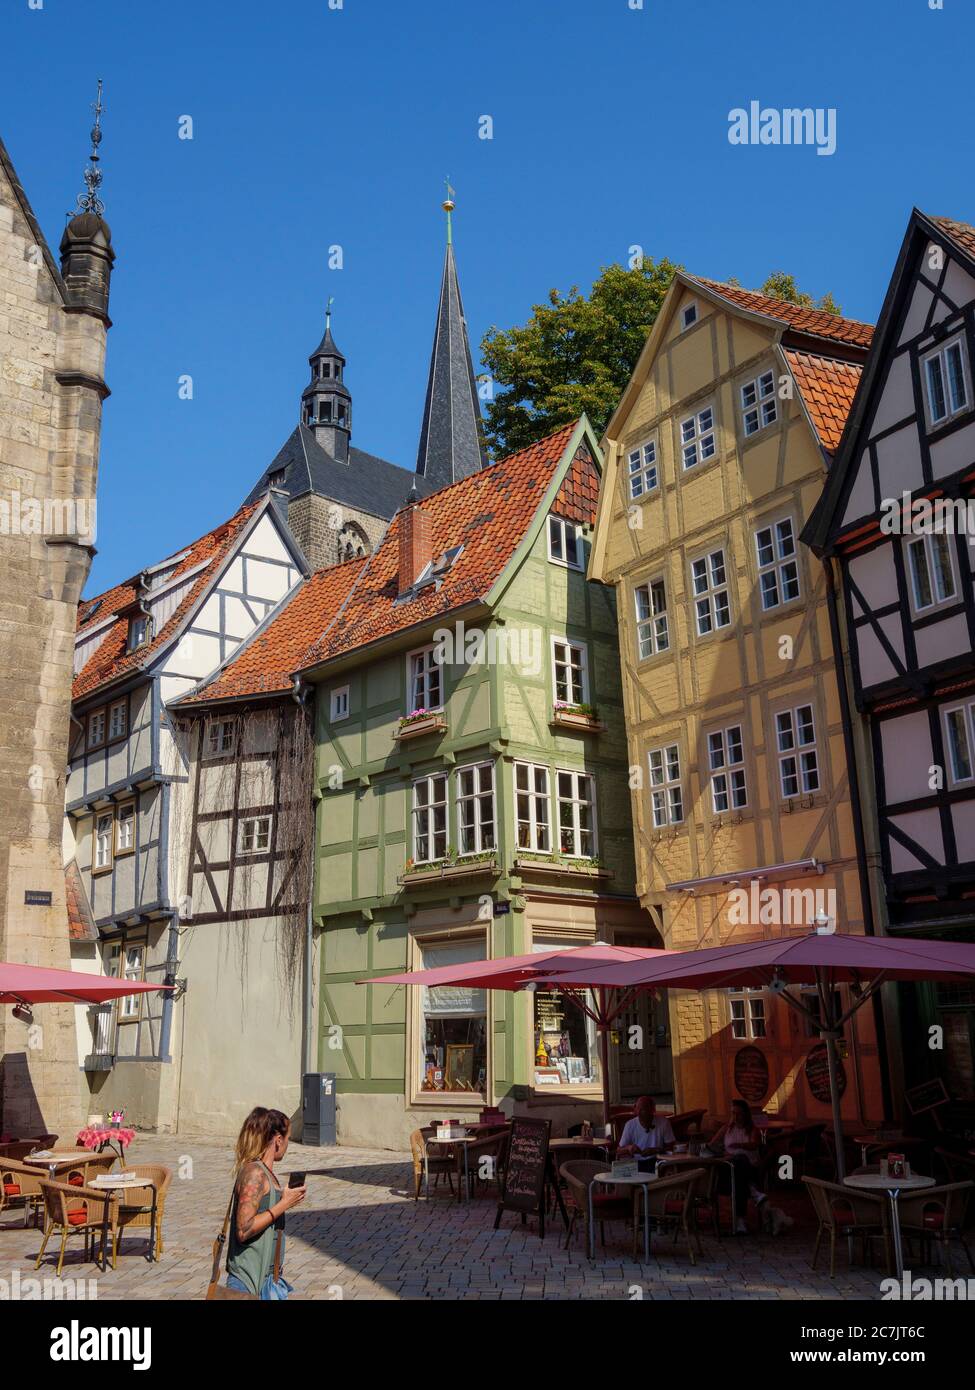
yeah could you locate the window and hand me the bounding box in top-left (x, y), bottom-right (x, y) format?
top-left (681, 301), bottom-right (698, 331)
top-left (776, 705), bottom-right (820, 798)
top-left (635, 579), bottom-right (669, 658)
top-left (94, 812), bottom-right (113, 871)
top-left (408, 646), bottom-right (442, 715)
top-left (87, 708), bottom-right (106, 748)
top-left (205, 718), bottom-right (235, 758)
top-left (755, 518), bottom-right (800, 610)
top-left (556, 770), bottom-right (596, 858)
top-left (532, 937), bottom-right (598, 1086)
top-left (708, 725), bottom-right (747, 813)
top-left (648, 744), bottom-right (684, 828)
top-left (120, 944), bottom-right (145, 1022)
top-left (515, 763), bottom-right (551, 852)
top-left (456, 762), bottom-right (495, 856)
top-left (740, 370), bottom-right (778, 436)
top-left (944, 703), bottom-right (975, 785)
top-left (239, 815), bottom-right (271, 855)
top-left (412, 772), bottom-right (448, 863)
top-left (729, 988), bottom-right (767, 1039)
top-left (330, 686), bottom-right (350, 722)
top-left (319, 399), bottom-right (332, 422)
top-left (691, 548), bottom-right (731, 635)
top-left (552, 639), bottom-right (588, 706)
top-left (907, 533), bottom-right (957, 612)
top-left (127, 615), bottom-right (151, 651)
top-left (418, 937), bottom-right (487, 1096)
top-left (627, 440), bottom-right (658, 499)
top-left (923, 336), bottom-right (970, 426)
top-left (108, 700), bottom-right (127, 741)
top-left (680, 405), bottom-right (716, 469)
top-left (115, 801), bottom-right (135, 854)
top-left (548, 515), bottom-right (583, 570)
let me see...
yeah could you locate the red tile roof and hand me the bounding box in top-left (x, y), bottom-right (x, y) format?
top-left (179, 558), bottom-right (366, 704)
top-left (927, 214), bottom-right (975, 262)
top-left (65, 860), bottom-right (98, 943)
top-left (689, 277), bottom-right (874, 349)
top-left (73, 500), bottom-right (264, 702)
top-left (784, 349), bottom-right (864, 453)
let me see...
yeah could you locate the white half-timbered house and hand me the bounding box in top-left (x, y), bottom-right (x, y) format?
top-left (806, 210), bottom-right (975, 1128)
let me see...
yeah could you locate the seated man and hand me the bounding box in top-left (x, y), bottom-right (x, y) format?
top-left (616, 1096), bottom-right (675, 1158)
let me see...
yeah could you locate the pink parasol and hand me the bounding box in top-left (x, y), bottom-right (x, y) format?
top-left (1, 960), bottom-right (170, 1006)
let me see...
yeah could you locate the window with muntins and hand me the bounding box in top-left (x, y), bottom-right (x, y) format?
top-left (552, 639), bottom-right (588, 705)
top-left (88, 709), bottom-right (106, 748)
top-left (729, 988), bottom-right (767, 1039)
top-left (627, 440), bottom-right (658, 499)
top-left (907, 533), bottom-right (957, 612)
top-left (944, 703), bottom-right (975, 785)
top-left (635, 579), bottom-right (669, 658)
top-left (408, 647), bottom-right (442, 714)
top-left (708, 725), bottom-right (747, 812)
top-left (680, 405), bottom-right (716, 469)
top-left (413, 773), bottom-right (448, 862)
top-left (239, 815), bottom-right (271, 854)
top-left (741, 371), bottom-right (778, 436)
top-left (515, 763), bottom-right (551, 852)
top-left (923, 336), bottom-right (970, 427)
top-left (548, 516), bottom-right (583, 569)
top-left (756, 519), bottom-right (800, 610)
top-left (456, 763), bottom-right (496, 856)
top-left (648, 745), bottom-right (683, 828)
top-left (776, 705), bottom-right (820, 797)
top-left (691, 549), bottom-right (731, 635)
top-left (556, 770), bottom-right (596, 858)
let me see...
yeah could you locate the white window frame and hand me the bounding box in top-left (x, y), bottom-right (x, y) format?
top-left (94, 811), bottom-right (114, 872)
top-left (906, 533), bottom-right (957, 615)
top-left (556, 769), bottom-right (597, 859)
top-left (922, 334), bottom-right (971, 429)
top-left (455, 761), bottom-right (496, 857)
top-left (729, 987), bottom-right (767, 1040)
top-left (108, 699), bottom-right (127, 741)
top-left (681, 301), bottom-right (699, 331)
top-left (87, 708), bottom-right (106, 749)
top-left (127, 615), bottom-right (152, 651)
top-left (115, 800), bottom-right (135, 855)
top-left (708, 725), bottom-right (747, 813)
top-left (775, 705), bottom-right (820, 799)
top-left (648, 744), bottom-right (683, 828)
top-left (548, 515), bottom-right (584, 571)
top-left (407, 645), bottom-right (443, 715)
top-left (205, 718), bottom-right (235, 759)
top-left (119, 944), bottom-right (145, 1022)
top-left (238, 815), bottom-right (271, 856)
top-left (515, 762), bottom-right (552, 853)
top-left (740, 370), bottom-right (778, 437)
top-left (330, 685), bottom-right (350, 722)
top-left (634, 578), bottom-right (669, 659)
top-left (680, 404), bottom-right (716, 470)
top-left (691, 548), bottom-right (731, 636)
top-left (627, 439), bottom-right (659, 499)
top-left (943, 703), bottom-right (975, 786)
top-left (412, 772), bottom-right (449, 864)
top-left (755, 518), bottom-right (800, 611)
top-left (551, 637), bottom-right (589, 706)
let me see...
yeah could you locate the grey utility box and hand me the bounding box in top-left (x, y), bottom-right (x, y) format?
top-left (302, 1072), bottom-right (336, 1146)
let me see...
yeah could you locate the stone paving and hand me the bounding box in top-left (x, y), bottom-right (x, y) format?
top-left (0, 1133), bottom-right (901, 1300)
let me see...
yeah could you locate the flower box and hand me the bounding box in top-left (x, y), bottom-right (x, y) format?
top-left (399, 856), bottom-right (499, 887)
top-left (513, 855), bottom-right (612, 882)
top-left (550, 703), bottom-right (604, 733)
top-left (394, 710), bottom-right (447, 742)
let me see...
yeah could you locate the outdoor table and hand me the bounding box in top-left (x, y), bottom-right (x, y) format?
top-left (843, 1171), bottom-right (936, 1278)
top-left (550, 1136), bottom-right (614, 1157)
top-left (589, 1170), bottom-right (657, 1262)
top-left (76, 1126), bottom-right (134, 1166)
top-left (852, 1134), bottom-right (927, 1168)
top-left (426, 1134), bottom-right (477, 1204)
top-left (21, 1151), bottom-right (93, 1179)
top-left (657, 1152), bottom-right (740, 1235)
top-left (90, 1172), bottom-right (159, 1263)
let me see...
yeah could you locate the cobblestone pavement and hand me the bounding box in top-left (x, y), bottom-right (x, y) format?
top-left (0, 1134), bottom-right (898, 1300)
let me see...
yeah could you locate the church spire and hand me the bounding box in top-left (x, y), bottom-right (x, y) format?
top-left (415, 186), bottom-right (489, 489)
top-left (301, 296), bottom-right (351, 463)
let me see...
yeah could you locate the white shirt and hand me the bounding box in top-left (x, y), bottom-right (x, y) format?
top-left (618, 1116), bottom-right (675, 1152)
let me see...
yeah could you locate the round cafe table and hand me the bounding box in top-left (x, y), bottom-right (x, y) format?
top-left (852, 1134), bottom-right (926, 1168)
top-left (76, 1126), bottom-right (135, 1166)
top-left (89, 1172), bottom-right (159, 1264)
top-left (589, 1170), bottom-right (658, 1262)
top-left (843, 1172), bottom-right (935, 1278)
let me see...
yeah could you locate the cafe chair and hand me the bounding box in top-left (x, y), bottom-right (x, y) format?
top-left (803, 1176), bottom-right (892, 1278)
top-left (410, 1128), bottom-right (455, 1201)
top-left (899, 1181), bottom-right (975, 1276)
top-left (559, 1160), bottom-right (638, 1259)
top-left (111, 1164), bottom-right (172, 1266)
top-left (75, 1154), bottom-right (118, 1184)
top-left (765, 1123), bottom-right (827, 1188)
top-left (669, 1109), bottom-right (707, 1142)
top-left (639, 1167), bottom-right (705, 1265)
top-left (464, 1131), bottom-right (508, 1200)
top-left (934, 1147), bottom-right (975, 1190)
top-left (658, 1157), bottom-right (724, 1238)
top-left (1, 1158), bottom-right (47, 1228)
top-left (35, 1179), bottom-right (120, 1277)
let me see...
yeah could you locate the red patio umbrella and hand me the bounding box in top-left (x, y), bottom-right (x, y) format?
top-left (530, 931), bottom-right (975, 1177)
top-left (360, 942), bottom-right (669, 1127)
top-left (1, 960), bottom-right (170, 1006)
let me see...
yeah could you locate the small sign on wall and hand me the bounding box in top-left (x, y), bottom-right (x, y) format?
top-left (24, 890), bottom-right (53, 907)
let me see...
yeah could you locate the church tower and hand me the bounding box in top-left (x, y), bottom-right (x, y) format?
top-left (301, 305), bottom-right (351, 464)
top-left (415, 190), bottom-right (489, 489)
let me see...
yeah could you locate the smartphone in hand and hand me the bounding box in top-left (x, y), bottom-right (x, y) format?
top-left (288, 1172), bottom-right (306, 1188)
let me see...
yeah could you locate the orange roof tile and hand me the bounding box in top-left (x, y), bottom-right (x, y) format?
top-left (65, 860), bottom-right (98, 943)
top-left (784, 349), bottom-right (863, 453)
top-left (73, 500), bottom-right (264, 702)
top-left (690, 277), bottom-right (874, 349)
top-left (927, 214), bottom-right (975, 262)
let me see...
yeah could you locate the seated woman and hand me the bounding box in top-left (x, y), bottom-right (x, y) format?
top-left (710, 1099), bottom-right (766, 1233)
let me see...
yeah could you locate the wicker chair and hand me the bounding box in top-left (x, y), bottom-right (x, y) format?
top-left (559, 1159), bottom-right (637, 1258)
top-left (898, 1180), bottom-right (975, 1275)
top-left (640, 1166), bottom-right (705, 1264)
top-left (35, 1179), bottom-right (120, 1276)
top-left (409, 1128), bottom-right (455, 1201)
top-left (0, 1157), bottom-right (47, 1228)
top-left (110, 1164), bottom-right (172, 1266)
top-left (463, 1131), bottom-right (509, 1200)
top-left (803, 1175), bottom-right (891, 1277)
top-left (658, 1157), bottom-right (724, 1237)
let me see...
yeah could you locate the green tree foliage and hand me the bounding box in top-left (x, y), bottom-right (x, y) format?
top-left (759, 271), bottom-right (842, 316)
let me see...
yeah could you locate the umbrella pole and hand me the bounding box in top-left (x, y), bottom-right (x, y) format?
top-left (597, 988), bottom-right (611, 1131)
top-left (818, 968), bottom-right (847, 1181)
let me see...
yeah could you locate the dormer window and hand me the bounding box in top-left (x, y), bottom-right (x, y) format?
top-left (923, 335), bottom-right (970, 428)
top-left (127, 615), bottom-right (151, 651)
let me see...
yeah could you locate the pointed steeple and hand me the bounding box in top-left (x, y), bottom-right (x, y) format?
top-left (301, 298), bottom-right (352, 463)
top-left (415, 187), bottom-right (489, 488)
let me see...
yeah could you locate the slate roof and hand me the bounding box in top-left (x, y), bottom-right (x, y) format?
top-left (689, 277), bottom-right (874, 350)
top-left (244, 424), bottom-right (433, 520)
top-left (784, 349), bottom-right (864, 453)
top-left (73, 498), bottom-right (265, 702)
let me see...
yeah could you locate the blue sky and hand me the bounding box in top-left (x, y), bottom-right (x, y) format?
top-left (2, 0), bottom-right (971, 595)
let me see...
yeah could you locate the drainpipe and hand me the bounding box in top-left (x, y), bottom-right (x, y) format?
top-left (292, 678), bottom-right (315, 1083)
top-left (821, 556), bottom-right (894, 1119)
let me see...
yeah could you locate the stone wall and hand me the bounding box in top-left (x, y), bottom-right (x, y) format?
top-left (288, 492), bottom-right (386, 570)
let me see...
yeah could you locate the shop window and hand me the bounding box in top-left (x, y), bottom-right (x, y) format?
top-left (532, 938), bottom-right (598, 1087)
top-left (418, 937), bottom-right (487, 1095)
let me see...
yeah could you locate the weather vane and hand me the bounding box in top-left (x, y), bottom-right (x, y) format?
top-left (74, 79), bottom-right (106, 217)
top-left (326, 294), bottom-right (334, 328)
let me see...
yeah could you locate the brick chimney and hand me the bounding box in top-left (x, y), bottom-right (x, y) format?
top-left (399, 501), bottom-right (433, 595)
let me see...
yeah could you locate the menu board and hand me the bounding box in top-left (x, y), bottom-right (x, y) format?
top-left (733, 1046), bottom-right (770, 1104)
top-left (904, 1076), bottom-right (949, 1115)
top-left (495, 1116), bottom-right (551, 1220)
top-left (804, 1042), bottom-right (847, 1103)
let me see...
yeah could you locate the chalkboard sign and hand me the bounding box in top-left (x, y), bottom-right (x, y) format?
top-left (804, 1042), bottom-right (847, 1104)
top-left (734, 1046), bottom-right (770, 1104)
top-left (494, 1116), bottom-right (551, 1230)
top-left (905, 1077), bottom-right (949, 1116)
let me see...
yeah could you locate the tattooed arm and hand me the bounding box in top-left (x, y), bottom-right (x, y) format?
top-left (235, 1161), bottom-right (274, 1243)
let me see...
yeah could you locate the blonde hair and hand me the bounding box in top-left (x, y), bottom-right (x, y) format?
top-left (234, 1106), bottom-right (289, 1172)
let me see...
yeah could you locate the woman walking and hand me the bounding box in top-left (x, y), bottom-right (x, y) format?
top-left (225, 1107), bottom-right (306, 1299)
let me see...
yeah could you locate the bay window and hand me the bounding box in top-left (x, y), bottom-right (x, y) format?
top-left (515, 762), bottom-right (551, 852)
top-left (456, 762), bottom-right (495, 856)
top-left (556, 770), bottom-right (596, 858)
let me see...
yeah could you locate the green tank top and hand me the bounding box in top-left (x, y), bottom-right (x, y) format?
top-left (226, 1161), bottom-right (284, 1295)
